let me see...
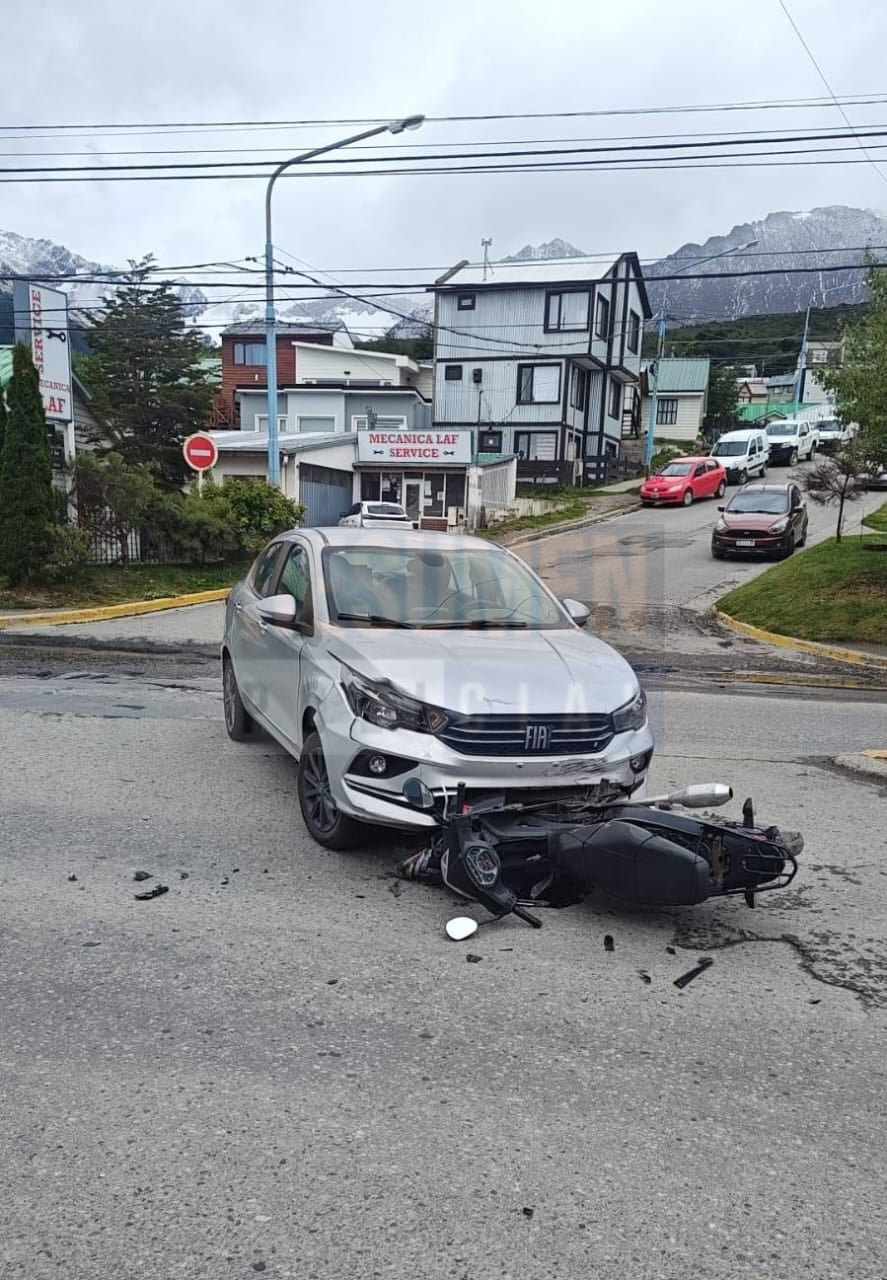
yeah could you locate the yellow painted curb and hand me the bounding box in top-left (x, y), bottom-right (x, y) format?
top-left (0, 588), bottom-right (229, 630)
top-left (715, 610), bottom-right (887, 670)
top-left (863, 749), bottom-right (887, 760)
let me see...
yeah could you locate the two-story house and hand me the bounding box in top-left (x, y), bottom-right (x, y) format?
top-left (214, 319), bottom-right (351, 428)
top-left (430, 253), bottom-right (651, 483)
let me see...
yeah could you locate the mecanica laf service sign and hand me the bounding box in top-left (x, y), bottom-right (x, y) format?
top-left (356, 429), bottom-right (473, 466)
top-left (13, 281), bottom-right (74, 422)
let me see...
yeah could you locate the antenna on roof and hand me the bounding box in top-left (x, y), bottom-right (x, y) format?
top-left (481, 238), bottom-right (493, 282)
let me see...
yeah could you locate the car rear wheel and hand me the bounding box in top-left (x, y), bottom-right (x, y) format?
top-left (297, 731), bottom-right (364, 850)
top-left (682, 489), bottom-right (694, 506)
top-left (716, 480), bottom-right (727, 498)
top-left (222, 655), bottom-right (253, 741)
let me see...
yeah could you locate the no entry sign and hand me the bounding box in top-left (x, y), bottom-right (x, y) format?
top-left (183, 432), bottom-right (218, 472)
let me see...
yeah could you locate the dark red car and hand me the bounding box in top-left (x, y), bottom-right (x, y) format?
top-left (711, 482), bottom-right (809, 559)
top-left (640, 456), bottom-right (727, 507)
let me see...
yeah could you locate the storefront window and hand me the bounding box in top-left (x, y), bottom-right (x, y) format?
top-left (424, 471), bottom-right (446, 517)
top-left (381, 472), bottom-right (402, 503)
top-left (445, 473), bottom-right (466, 515)
top-left (360, 473), bottom-right (381, 501)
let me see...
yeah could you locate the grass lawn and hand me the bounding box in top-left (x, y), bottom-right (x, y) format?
top-left (0, 562), bottom-right (246, 613)
top-left (863, 501), bottom-right (887, 533)
top-left (718, 511), bottom-right (887, 647)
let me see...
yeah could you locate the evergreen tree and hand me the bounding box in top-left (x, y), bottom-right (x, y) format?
top-left (820, 256), bottom-right (887, 468)
top-left (77, 256), bottom-right (217, 487)
top-left (0, 382), bottom-right (6, 458)
top-left (0, 343), bottom-right (55, 584)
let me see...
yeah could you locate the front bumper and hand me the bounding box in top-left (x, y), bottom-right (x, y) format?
top-left (712, 531), bottom-right (790, 556)
top-left (317, 699), bottom-right (655, 831)
top-left (640, 490), bottom-right (683, 505)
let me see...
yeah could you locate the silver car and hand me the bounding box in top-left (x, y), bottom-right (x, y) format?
top-left (339, 500), bottom-right (414, 529)
top-left (221, 528), bottom-right (653, 849)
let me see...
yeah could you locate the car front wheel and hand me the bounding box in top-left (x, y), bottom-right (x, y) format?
top-left (789, 448), bottom-right (798, 465)
top-left (223, 655), bottom-right (253, 741)
top-left (682, 489), bottom-right (694, 506)
top-left (297, 731), bottom-right (364, 850)
top-left (738, 469), bottom-right (748, 484)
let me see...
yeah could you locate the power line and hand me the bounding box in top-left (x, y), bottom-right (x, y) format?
top-left (777, 0), bottom-right (887, 187)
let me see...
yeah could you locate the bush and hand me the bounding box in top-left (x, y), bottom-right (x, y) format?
top-left (207, 478), bottom-right (303, 554)
top-left (43, 525), bottom-right (91, 581)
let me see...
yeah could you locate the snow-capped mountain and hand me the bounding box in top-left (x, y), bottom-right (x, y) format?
top-left (1, 206), bottom-right (884, 348)
top-left (643, 206), bottom-right (886, 320)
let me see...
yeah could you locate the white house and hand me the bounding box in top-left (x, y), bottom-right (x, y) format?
top-left (640, 357), bottom-right (711, 442)
top-left (430, 253), bottom-right (651, 483)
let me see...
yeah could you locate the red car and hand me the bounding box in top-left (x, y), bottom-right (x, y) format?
top-left (640, 456), bottom-right (728, 507)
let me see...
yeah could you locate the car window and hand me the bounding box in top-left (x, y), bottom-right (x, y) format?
top-left (658, 462), bottom-right (693, 476)
top-left (276, 543), bottom-right (313, 621)
top-left (249, 541), bottom-right (286, 598)
top-left (344, 503), bottom-right (360, 517)
top-left (706, 460), bottom-right (719, 472)
top-left (694, 464), bottom-right (706, 477)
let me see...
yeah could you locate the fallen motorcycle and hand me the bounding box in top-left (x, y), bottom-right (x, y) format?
top-left (396, 779), bottom-right (802, 936)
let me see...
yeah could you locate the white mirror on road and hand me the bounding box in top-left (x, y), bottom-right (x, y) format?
top-left (446, 916), bottom-right (479, 941)
top-left (257, 594), bottom-right (298, 627)
top-left (562, 598), bottom-right (591, 627)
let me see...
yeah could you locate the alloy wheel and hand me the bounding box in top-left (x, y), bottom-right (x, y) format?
top-left (301, 743), bottom-right (339, 836)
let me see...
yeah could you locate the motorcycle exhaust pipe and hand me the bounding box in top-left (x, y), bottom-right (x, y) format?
top-left (612, 783), bottom-right (733, 810)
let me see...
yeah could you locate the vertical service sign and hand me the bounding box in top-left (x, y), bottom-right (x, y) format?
top-left (12, 281), bottom-right (73, 421)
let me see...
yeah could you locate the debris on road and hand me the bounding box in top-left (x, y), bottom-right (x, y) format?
top-left (638, 970), bottom-right (652, 984)
top-left (674, 957), bottom-right (714, 989)
top-left (604, 934), bottom-right (615, 952)
top-left (134, 883), bottom-right (169, 901)
top-left (466, 953), bottom-right (483, 964)
top-left (133, 870), bottom-right (152, 882)
top-left (67, 874), bottom-right (77, 882)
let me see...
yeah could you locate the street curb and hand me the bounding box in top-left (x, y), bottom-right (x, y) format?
top-left (0, 588), bottom-right (229, 631)
top-left (502, 501), bottom-right (642, 549)
top-left (715, 609), bottom-right (887, 671)
top-left (835, 751), bottom-right (887, 780)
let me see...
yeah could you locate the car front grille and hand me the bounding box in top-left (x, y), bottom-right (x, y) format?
top-left (439, 713), bottom-right (615, 758)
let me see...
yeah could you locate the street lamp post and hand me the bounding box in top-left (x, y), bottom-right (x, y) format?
top-left (644, 239), bottom-right (758, 475)
top-left (263, 114), bottom-right (424, 487)
top-left (792, 284), bottom-right (845, 416)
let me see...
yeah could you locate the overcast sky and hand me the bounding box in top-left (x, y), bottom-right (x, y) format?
top-left (4, 0), bottom-right (887, 284)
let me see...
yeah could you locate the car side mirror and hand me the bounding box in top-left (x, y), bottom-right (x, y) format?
top-left (562, 598), bottom-right (591, 627)
top-left (257, 594), bottom-right (299, 628)
top-left (717, 505), bottom-right (725, 512)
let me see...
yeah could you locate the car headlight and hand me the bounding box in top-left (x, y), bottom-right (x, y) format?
top-left (613, 686), bottom-right (647, 733)
top-left (769, 518), bottom-right (789, 533)
top-left (715, 519), bottom-right (728, 532)
top-left (342, 668), bottom-right (448, 734)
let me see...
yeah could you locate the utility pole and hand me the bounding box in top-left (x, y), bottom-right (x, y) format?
top-left (792, 305), bottom-right (811, 417)
top-left (481, 238), bottom-right (493, 282)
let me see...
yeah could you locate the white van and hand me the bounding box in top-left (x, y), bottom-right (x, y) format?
top-left (710, 429), bottom-right (769, 484)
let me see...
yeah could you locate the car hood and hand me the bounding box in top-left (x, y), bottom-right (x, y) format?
top-left (642, 477), bottom-right (685, 489)
top-left (327, 627), bottom-right (639, 716)
top-left (766, 433), bottom-right (796, 443)
top-left (722, 511), bottom-right (787, 529)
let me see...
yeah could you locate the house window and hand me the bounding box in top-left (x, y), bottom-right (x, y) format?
top-left (656, 398), bottom-right (679, 426)
top-left (351, 415), bottom-right (408, 432)
top-left (627, 310), bottom-right (640, 354)
top-left (456, 293), bottom-right (476, 311)
top-left (297, 416), bottom-right (337, 433)
top-left (517, 363), bottom-right (561, 404)
top-left (444, 365), bottom-right (463, 381)
top-left (811, 349), bottom-right (828, 364)
top-left (545, 290), bottom-right (590, 332)
top-left (233, 341), bottom-right (266, 365)
top-left (595, 294), bottom-right (611, 339)
top-left (608, 380), bottom-right (622, 420)
top-left (569, 365), bottom-right (588, 412)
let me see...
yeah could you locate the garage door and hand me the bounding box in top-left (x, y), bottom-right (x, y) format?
top-left (299, 463), bottom-right (354, 527)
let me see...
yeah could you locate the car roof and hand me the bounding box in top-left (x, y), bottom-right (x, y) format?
top-left (735, 482), bottom-right (793, 493)
top-left (278, 526), bottom-right (500, 552)
top-left (660, 455), bottom-right (715, 465)
top-left (714, 428), bottom-right (761, 440)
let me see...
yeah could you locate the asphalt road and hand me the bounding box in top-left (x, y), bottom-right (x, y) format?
top-left (2, 659), bottom-right (885, 1280)
top-left (519, 461), bottom-right (883, 659)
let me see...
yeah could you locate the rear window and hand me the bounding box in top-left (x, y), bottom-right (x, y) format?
top-left (366, 503), bottom-right (408, 517)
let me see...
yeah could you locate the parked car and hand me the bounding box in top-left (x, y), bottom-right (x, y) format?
top-left (640, 456), bottom-right (727, 507)
top-left (339, 500), bottom-right (414, 529)
top-left (816, 418), bottom-right (854, 453)
top-left (710, 429), bottom-right (769, 484)
top-left (711, 482), bottom-right (808, 560)
top-left (765, 419), bottom-right (816, 465)
top-left (222, 529), bottom-right (653, 849)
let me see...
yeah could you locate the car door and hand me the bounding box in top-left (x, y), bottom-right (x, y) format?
top-left (259, 539), bottom-right (315, 750)
top-left (798, 424), bottom-right (812, 459)
top-left (690, 462), bottom-right (708, 498)
top-left (705, 458), bottom-right (724, 494)
top-left (230, 540), bottom-right (289, 715)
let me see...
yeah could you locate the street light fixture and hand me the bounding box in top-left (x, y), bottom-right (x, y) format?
top-left (644, 239), bottom-right (759, 474)
top-left (263, 114), bottom-right (425, 487)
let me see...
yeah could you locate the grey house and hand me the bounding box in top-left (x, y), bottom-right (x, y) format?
top-left (430, 252), bottom-right (651, 483)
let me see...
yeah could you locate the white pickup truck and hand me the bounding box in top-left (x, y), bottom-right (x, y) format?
top-left (764, 419), bottom-right (817, 465)
top-left (815, 418), bottom-right (856, 453)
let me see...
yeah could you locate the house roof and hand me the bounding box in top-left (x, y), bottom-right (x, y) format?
top-left (209, 429), bottom-right (354, 456)
top-left (643, 357), bottom-right (710, 392)
top-left (221, 320), bottom-right (346, 336)
top-left (765, 373), bottom-right (796, 388)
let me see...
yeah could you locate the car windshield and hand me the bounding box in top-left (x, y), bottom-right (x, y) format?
top-left (322, 545), bottom-right (569, 629)
top-left (711, 440), bottom-right (747, 456)
top-left (818, 422), bottom-right (840, 433)
top-left (727, 491), bottom-right (789, 514)
top-left (366, 504), bottom-right (408, 517)
top-left (767, 423), bottom-right (797, 437)
top-left (657, 462), bottom-right (693, 477)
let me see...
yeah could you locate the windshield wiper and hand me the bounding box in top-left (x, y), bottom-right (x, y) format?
top-left (419, 619), bottom-right (530, 630)
top-left (334, 612), bottom-right (416, 628)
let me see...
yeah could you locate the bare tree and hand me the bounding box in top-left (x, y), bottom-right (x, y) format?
top-left (800, 443), bottom-right (869, 542)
